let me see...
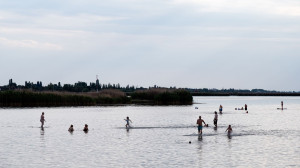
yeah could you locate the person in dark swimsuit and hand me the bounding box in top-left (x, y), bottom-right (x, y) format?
top-left (214, 111), bottom-right (218, 127)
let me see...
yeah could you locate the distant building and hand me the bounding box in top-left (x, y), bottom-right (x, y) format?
top-left (96, 78), bottom-right (100, 92)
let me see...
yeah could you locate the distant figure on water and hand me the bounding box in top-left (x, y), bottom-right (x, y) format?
top-left (214, 111), bottom-right (218, 127)
top-left (245, 104), bottom-right (247, 110)
top-left (68, 125), bottom-right (74, 132)
top-left (219, 105), bottom-right (223, 114)
top-left (83, 124), bottom-right (88, 132)
top-left (196, 116), bottom-right (206, 135)
top-left (225, 125), bottom-right (232, 134)
top-left (281, 101), bottom-right (283, 110)
top-left (40, 112), bottom-right (46, 128)
top-left (124, 116), bottom-right (132, 128)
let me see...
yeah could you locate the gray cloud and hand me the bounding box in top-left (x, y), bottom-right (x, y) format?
top-left (0, 0), bottom-right (299, 91)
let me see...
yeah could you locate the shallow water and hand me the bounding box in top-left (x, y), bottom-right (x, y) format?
top-left (0, 96), bottom-right (299, 168)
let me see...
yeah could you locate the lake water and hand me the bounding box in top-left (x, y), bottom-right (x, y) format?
top-left (0, 96), bottom-right (299, 168)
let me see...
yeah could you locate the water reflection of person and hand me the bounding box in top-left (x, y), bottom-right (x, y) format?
top-left (40, 112), bottom-right (46, 128)
top-left (198, 134), bottom-right (203, 141)
top-left (40, 126), bottom-right (45, 135)
top-left (83, 124), bottom-right (88, 133)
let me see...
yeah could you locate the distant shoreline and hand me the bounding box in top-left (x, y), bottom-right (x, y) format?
top-left (191, 92), bottom-right (300, 96)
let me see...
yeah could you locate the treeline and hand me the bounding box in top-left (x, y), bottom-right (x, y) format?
top-left (0, 89), bottom-right (193, 107)
top-left (1, 79), bottom-right (143, 93)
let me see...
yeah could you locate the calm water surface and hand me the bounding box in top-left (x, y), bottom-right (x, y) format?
top-left (0, 96), bottom-right (299, 168)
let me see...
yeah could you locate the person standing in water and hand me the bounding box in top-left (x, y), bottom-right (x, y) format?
top-left (281, 101), bottom-right (283, 110)
top-left (40, 112), bottom-right (46, 128)
top-left (219, 105), bottom-right (223, 114)
top-left (226, 125), bottom-right (232, 134)
top-left (124, 116), bottom-right (132, 128)
top-left (196, 116), bottom-right (206, 135)
top-left (245, 104), bottom-right (247, 110)
top-left (213, 111), bottom-right (218, 127)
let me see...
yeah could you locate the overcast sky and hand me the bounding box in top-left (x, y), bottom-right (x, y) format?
top-left (0, 0), bottom-right (299, 91)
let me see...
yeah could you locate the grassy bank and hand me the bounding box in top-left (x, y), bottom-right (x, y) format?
top-left (130, 89), bottom-right (193, 105)
top-left (0, 89), bottom-right (192, 107)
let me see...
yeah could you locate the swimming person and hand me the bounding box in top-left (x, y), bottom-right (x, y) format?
top-left (83, 124), bottom-right (88, 132)
top-left (68, 125), bottom-right (74, 132)
top-left (214, 111), bottom-right (218, 127)
top-left (40, 112), bottom-right (46, 128)
top-left (245, 104), bottom-right (247, 110)
top-left (196, 116), bottom-right (206, 135)
top-left (225, 125), bottom-right (232, 134)
top-left (124, 116), bottom-right (132, 128)
top-left (219, 105), bottom-right (223, 114)
top-left (281, 101), bottom-right (283, 110)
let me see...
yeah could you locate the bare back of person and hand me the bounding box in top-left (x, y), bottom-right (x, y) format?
top-left (197, 119), bottom-right (204, 126)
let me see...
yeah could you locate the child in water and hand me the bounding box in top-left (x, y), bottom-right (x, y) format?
top-left (219, 105), bottom-right (223, 114)
top-left (124, 116), bottom-right (132, 128)
top-left (83, 124), bottom-right (88, 132)
top-left (225, 125), bottom-right (232, 134)
top-left (68, 125), bottom-right (74, 132)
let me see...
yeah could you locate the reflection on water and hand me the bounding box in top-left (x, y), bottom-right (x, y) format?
top-left (0, 96), bottom-right (299, 167)
top-left (227, 133), bottom-right (232, 139)
top-left (198, 134), bottom-right (203, 141)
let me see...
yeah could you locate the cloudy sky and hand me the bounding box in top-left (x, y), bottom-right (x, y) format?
top-left (0, 0), bottom-right (299, 91)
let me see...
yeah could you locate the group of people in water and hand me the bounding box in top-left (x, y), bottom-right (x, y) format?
top-left (40, 112), bottom-right (89, 132)
top-left (196, 104), bottom-right (249, 136)
top-left (67, 124), bottom-right (89, 133)
top-left (196, 114), bottom-right (232, 136)
top-left (196, 101), bottom-right (284, 136)
top-left (40, 101), bottom-right (284, 136)
top-left (235, 104), bottom-right (248, 113)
